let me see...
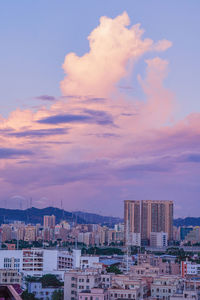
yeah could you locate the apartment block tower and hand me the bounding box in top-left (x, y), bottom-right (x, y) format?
top-left (124, 200), bottom-right (173, 245)
top-left (43, 215), bottom-right (56, 228)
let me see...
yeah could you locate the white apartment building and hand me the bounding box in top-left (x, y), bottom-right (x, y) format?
top-left (181, 261), bottom-right (200, 277)
top-left (0, 249), bottom-right (72, 277)
top-left (130, 233), bottom-right (141, 247)
top-left (0, 248), bottom-right (100, 278)
top-left (150, 232), bottom-right (168, 248)
top-left (72, 249), bottom-right (100, 269)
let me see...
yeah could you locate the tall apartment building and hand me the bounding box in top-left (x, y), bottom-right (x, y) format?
top-left (43, 215), bottom-right (56, 228)
top-left (124, 200), bottom-right (173, 245)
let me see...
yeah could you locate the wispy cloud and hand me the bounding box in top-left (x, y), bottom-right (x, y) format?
top-left (0, 148), bottom-right (33, 159)
top-left (8, 128), bottom-right (68, 138)
top-left (35, 95), bottom-right (56, 101)
top-left (37, 110), bottom-right (113, 126)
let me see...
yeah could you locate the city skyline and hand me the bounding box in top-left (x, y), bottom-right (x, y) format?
top-left (0, 1), bottom-right (200, 217)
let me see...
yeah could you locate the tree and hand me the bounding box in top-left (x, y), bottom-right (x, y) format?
top-left (21, 290), bottom-right (38, 300)
top-left (106, 265), bottom-right (122, 274)
top-left (52, 289), bottom-right (64, 300)
top-left (40, 274), bottom-right (63, 288)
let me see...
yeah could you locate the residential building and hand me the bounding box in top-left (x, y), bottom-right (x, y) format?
top-left (43, 215), bottom-right (56, 228)
top-left (0, 249), bottom-right (73, 277)
top-left (150, 231), bottom-right (168, 248)
top-left (64, 269), bottom-right (102, 300)
top-left (24, 225), bottom-right (36, 242)
top-left (28, 281), bottom-right (63, 300)
top-left (109, 274), bottom-right (148, 300)
top-left (124, 200), bottom-right (173, 245)
top-left (78, 288), bottom-right (108, 300)
top-left (0, 269), bottom-right (21, 285)
top-left (151, 275), bottom-right (182, 299)
top-left (181, 261), bottom-right (200, 278)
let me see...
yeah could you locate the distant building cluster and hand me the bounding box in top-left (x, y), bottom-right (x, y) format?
top-left (2, 200), bottom-right (200, 300)
top-left (0, 215), bottom-right (124, 248)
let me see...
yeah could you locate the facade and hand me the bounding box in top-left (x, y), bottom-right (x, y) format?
top-left (78, 288), bottom-right (108, 300)
top-left (43, 215), bottom-right (56, 228)
top-left (181, 261), bottom-right (200, 277)
top-left (24, 225), bottom-right (36, 242)
top-left (0, 269), bottom-right (21, 285)
top-left (150, 275), bottom-right (182, 299)
top-left (28, 281), bottom-right (63, 300)
top-left (0, 249), bottom-right (73, 276)
top-left (150, 232), bottom-right (168, 248)
top-left (64, 269), bottom-right (102, 300)
top-left (124, 200), bottom-right (173, 245)
top-left (108, 274), bottom-right (148, 300)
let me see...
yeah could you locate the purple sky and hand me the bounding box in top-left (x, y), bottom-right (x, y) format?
top-left (0, 2), bottom-right (200, 217)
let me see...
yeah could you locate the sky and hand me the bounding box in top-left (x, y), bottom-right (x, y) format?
top-left (0, 1), bottom-right (200, 217)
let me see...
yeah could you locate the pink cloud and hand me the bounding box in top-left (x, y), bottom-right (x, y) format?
top-left (60, 12), bottom-right (171, 98)
top-left (0, 12), bottom-right (199, 216)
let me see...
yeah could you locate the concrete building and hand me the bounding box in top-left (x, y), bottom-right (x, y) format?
top-left (124, 200), bottom-right (173, 245)
top-left (78, 288), bottom-right (108, 300)
top-left (0, 269), bottom-right (21, 285)
top-left (150, 232), bottom-right (168, 248)
top-left (28, 281), bottom-right (63, 300)
top-left (109, 274), bottom-right (148, 300)
top-left (24, 225), bottom-right (36, 242)
top-left (0, 249), bottom-right (73, 277)
top-left (64, 269), bottom-right (102, 300)
top-left (151, 275), bottom-right (182, 299)
top-left (181, 261), bottom-right (200, 277)
top-left (43, 215), bottom-right (56, 228)
top-left (130, 232), bottom-right (141, 247)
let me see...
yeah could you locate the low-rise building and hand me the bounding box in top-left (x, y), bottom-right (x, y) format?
top-left (28, 281), bottom-right (63, 300)
top-left (151, 275), bottom-right (182, 299)
top-left (0, 269), bottom-right (21, 285)
top-left (64, 269), bottom-right (102, 300)
top-left (78, 288), bottom-right (108, 300)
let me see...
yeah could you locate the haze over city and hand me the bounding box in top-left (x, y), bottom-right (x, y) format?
top-left (0, 1), bottom-right (200, 218)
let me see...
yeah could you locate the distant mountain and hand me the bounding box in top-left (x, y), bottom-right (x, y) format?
top-left (1, 206), bottom-right (197, 227)
top-left (174, 217), bottom-right (200, 227)
top-left (0, 207), bottom-right (122, 226)
top-left (73, 211), bottom-right (123, 226)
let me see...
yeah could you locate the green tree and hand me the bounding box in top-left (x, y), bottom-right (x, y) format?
top-left (40, 274), bottom-right (63, 288)
top-left (21, 290), bottom-right (38, 300)
top-left (52, 289), bottom-right (64, 300)
top-left (106, 265), bottom-right (122, 274)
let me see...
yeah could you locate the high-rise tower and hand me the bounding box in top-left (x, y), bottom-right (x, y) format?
top-left (124, 200), bottom-right (173, 245)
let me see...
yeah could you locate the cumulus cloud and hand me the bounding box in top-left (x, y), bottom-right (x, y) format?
top-left (0, 12), bottom-right (199, 216)
top-left (60, 11), bottom-right (171, 98)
